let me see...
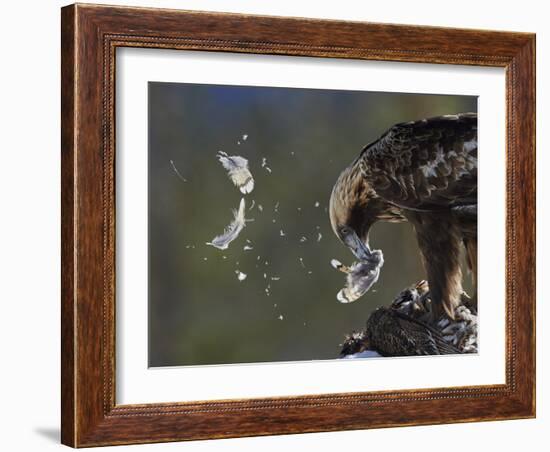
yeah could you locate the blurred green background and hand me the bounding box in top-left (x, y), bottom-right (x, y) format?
top-left (148, 82), bottom-right (476, 367)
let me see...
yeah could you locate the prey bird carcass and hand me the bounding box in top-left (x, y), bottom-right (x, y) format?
top-left (339, 280), bottom-right (477, 358)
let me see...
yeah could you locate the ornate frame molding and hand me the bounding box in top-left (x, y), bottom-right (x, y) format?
top-left (61, 4), bottom-right (535, 447)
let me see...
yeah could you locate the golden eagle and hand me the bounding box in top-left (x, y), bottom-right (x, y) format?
top-left (329, 113), bottom-right (477, 320)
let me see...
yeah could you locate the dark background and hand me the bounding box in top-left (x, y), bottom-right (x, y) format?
top-left (148, 82), bottom-right (476, 367)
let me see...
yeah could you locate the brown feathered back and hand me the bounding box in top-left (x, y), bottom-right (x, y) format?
top-left (359, 113), bottom-right (477, 211)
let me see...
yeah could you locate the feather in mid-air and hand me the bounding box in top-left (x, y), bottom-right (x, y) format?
top-left (330, 248), bottom-right (384, 303)
top-left (206, 198), bottom-right (247, 250)
top-left (217, 151), bottom-right (255, 194)
top-left (330, 113), bottom-right (478, 320)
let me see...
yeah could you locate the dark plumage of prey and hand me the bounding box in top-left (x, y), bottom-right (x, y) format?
top-left (364, 306), bottom-right (461, 356)
top-left (340, 281), bottom-right (461, 357)
top-left (330, 113), bottom-right (478, 320)
top-left (331, 248), bottom-right (384, 303)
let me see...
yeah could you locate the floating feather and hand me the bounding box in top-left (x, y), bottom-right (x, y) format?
top-left (169, 159), bottom-right (187, 182)
top-left (235, 271), bottom-right (247, 281)
top-left (217, 151), bottom-right (255, 194)
top-left (261, 157), bottom-right (272, 174)
top-left (206, 198), bottom-right (247, 250)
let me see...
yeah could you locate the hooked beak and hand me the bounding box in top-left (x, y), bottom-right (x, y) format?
top-left (344, 231), bottom-right (372, 261)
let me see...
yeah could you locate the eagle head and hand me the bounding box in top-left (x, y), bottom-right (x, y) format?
top-left (329, 165), bottom-right (403, 261)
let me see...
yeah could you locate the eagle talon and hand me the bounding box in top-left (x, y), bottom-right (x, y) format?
top-left (460, 291), bottom-right (477, 314)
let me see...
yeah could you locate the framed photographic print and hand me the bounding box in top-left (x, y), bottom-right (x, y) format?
top-left (61, 3), bottom-right (536, 447)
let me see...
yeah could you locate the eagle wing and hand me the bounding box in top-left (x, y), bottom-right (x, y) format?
top-left (359, 113), bottom-right (477, 211)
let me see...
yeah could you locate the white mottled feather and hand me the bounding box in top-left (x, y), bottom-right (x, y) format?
top-left (206, 198), bottom-right (247, 250)
top-left (331, 251), bottom-right (384, 303)
top-left (217, 151), bottom-right (255, 194)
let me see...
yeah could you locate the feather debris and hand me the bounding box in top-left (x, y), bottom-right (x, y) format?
top-left (169, 159), bottom-right (187, 182)
top-left (331, 250), bottom-right (384, 303)
top-left (206, 198), bottom-right (247, 250)
top-left (217, 151), bottom-right (255, 194)
top-left (261, 157), bottom-right (272, 174)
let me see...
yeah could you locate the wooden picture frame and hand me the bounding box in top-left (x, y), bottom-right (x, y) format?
top-left (61, 3), bottom-right (535, 447)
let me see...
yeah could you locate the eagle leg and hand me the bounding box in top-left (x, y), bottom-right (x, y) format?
top-left (412, 213), bottom-right (463, 321)
top-left (463, 237), bottom-right (478, 313)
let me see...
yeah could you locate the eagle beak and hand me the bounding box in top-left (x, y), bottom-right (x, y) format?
top-left (344, 230), bottom-right (372, 261)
